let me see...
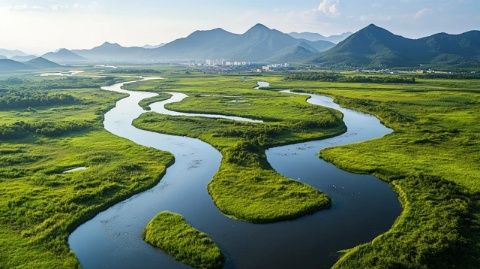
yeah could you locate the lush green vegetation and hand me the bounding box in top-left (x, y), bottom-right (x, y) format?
top-left (0, 76), bottom-right (121, 91)
top-left (2, 68), bottom-right (480, 268)
top-left (138, 92), bottom-right (171, 110)
top-left (416, 72), bottom-right (480, 80)
top-left (0, 90), bottom-right (79, 109)
top-left (286, 72), bottom-right (416, 84)
top-left (272, 76), bottom-right (480, 268)
top-left (333, 175), bottom-right (474, 269)
top-left (0, 76), bottom-right (126, 139)
top-left (144, 211), bottom-right (224, 269)
top-left (0, 75), bottom-right (173, 268)
top-left (130, 74), bottom-right (341, 222)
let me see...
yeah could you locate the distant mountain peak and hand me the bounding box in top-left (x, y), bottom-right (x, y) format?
top-left (26, 57), bottom-right (61, 68)
top-left (360, 24), bottom-right (391, 34)
top-left (42, 48), bottom-right (85, 64)
top-left (99, 42), bottom-right (122, 48)
top-left (246, 23), bottom-right (271, 33)
top-left (252, 23), bottom-right (269, 29)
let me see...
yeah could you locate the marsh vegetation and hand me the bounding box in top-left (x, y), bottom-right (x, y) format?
top-left (144, 211), bottom-right (224, 269)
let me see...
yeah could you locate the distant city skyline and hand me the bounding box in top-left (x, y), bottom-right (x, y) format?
top-left (1, 0), bottom-right (479, 54)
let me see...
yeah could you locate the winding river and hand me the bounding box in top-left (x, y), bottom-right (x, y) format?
top-left (68, 79), bottom-right (401, 269)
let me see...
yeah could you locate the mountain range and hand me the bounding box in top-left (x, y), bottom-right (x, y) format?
top-left (40, 24), bottom-right (479, 67)
top-left (288, 32), bottom-right (352, 43)
top-left (2, 23), bottom-right (479, 69)
top-left (0, 57), bottom-right (61, 72)
top-left (41, 24), bottom-right (335, 64)
top-left (0, 48), bottom-right (28, 59)
top-left (313, 24), bottom-right (480, 68)
top-left (43, 49), bottom-right (86, 64)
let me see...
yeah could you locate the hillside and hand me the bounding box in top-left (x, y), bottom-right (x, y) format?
top-left (25, 57), bottom-right (61, 69)
top-left (11, 55), bottom-right (37, 62)
top-left (42, 49), bottom-right (86, 64)
top-left (73, 42), bottom-right (150, 63)
top-left (151, 23), bottom-right (334, 63)
top-left (0, 59), bottom-right (29, 72)
top-left (152, 28), bottom-right (239, 61)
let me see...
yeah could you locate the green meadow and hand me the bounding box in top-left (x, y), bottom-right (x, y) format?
top-left (144, 211), bottom-right (224, 269)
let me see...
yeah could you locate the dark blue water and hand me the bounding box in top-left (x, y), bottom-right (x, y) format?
top-left (68, 82), bottom-right (401, 269)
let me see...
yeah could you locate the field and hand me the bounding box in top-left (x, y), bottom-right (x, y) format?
top-left (144, 211), bottom-right (224, 269)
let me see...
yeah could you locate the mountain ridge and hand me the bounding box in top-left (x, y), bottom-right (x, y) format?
top-left (43, 49), bottom-right (86, 64)
top-left (312, 24), bottom-right (480, 68)
top-left (34, 23), bottom-right (480, 67)
top-left (39, 24), bottom-right (334, 64)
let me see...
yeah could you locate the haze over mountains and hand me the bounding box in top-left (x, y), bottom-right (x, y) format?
top-left (0, 48), bottom-right (28, 59)
top-left (288, 32), bottom-right (352, 44)
top-left (0, 57), bottom-right (60, 72)
top-left (43, 49), bottom-right (86, 64)
top-left (41, 24), bottom-right (335, 64)
top-left (1, 23), bottom-right (479, 71)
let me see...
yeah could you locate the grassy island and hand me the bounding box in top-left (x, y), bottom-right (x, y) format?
top-left (144, 211), bottom-right (224, 269)
top-left (138, 92), bottom-right (171, 110)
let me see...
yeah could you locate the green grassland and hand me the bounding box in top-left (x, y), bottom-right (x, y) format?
top-left (2, 69), bottom-right (479, 268)
top-left (144, 211), bottom-right (224, 269)
top-left (0, 76), bottom-right (173, 268)
top-left (129, 75), bottom-right (342, 222)
top-left (271, 77), bottom-right (480, 268)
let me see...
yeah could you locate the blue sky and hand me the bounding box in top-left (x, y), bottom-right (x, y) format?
top-left (0, 0), bottom-right (479, 54)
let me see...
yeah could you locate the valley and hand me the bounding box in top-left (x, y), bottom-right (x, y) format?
top-left (1, 2), bottom-right (479, 267)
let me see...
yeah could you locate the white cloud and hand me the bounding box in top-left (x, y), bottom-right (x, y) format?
top-left (6, 1), bottom-right (99, 13)
top-left (414, 8), bottom-right (432, 19)
top-left (9, 4), bottom-right (44, 12)
top-left (318, 0), bottom-right (340, 17)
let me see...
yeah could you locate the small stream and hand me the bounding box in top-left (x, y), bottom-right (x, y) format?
top-left (68, 79), bottom-right (401, 269)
